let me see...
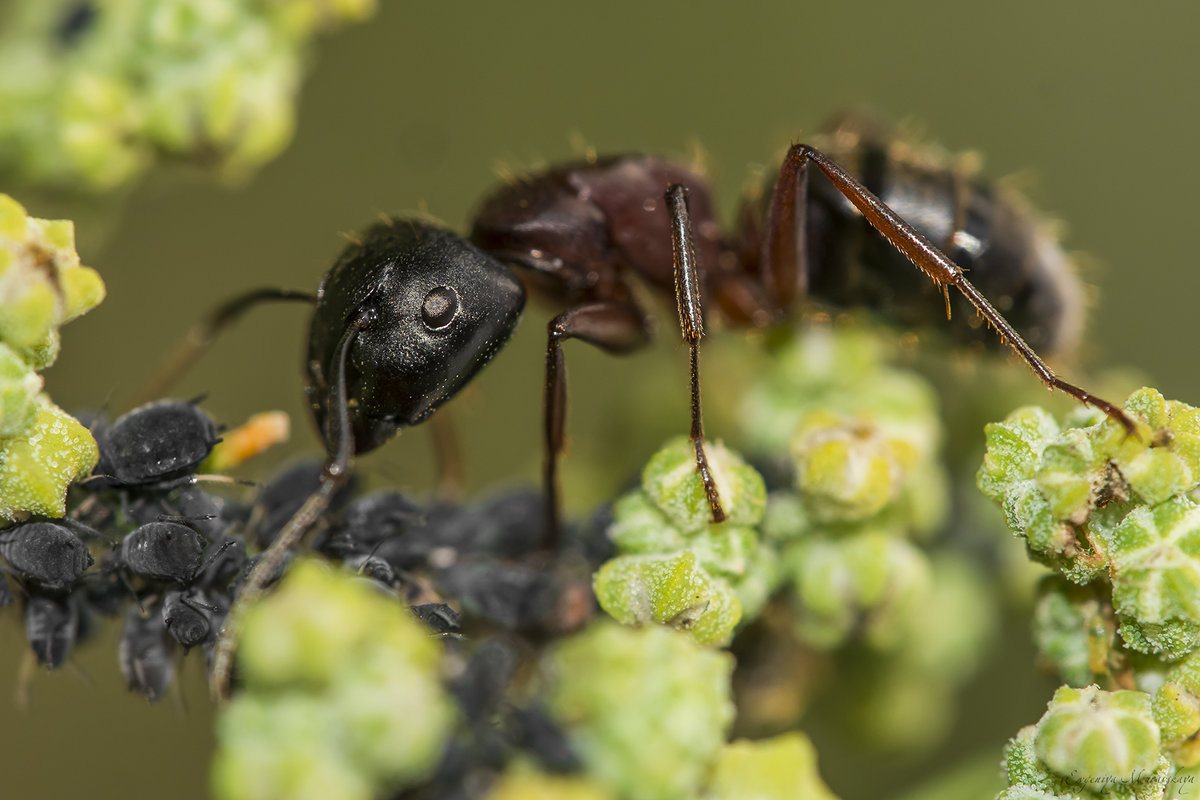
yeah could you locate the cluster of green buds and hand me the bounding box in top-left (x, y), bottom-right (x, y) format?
top-left (213, 570), bottom-right (844, 800)
top-left (747, 323), bottom-right (992, 749)
top-left (593, 436), bottom-right (770, 645)
top-left (981, 389), bottom-right (1200, 666)
top-left (540, 622), bottom-right (840, 800)
top-left (0, 0), bottom-right (375, 191)
top-left (1000, 685), bottom-right (1186, 800)
top-left (0, 194), bottom-right (103, 519)
top-left (981, 388), bottom-right (1200, 794)
top-left (594, 324), bottom-right (997, 750)
top-left (211, 560), bottom-right (456, 800)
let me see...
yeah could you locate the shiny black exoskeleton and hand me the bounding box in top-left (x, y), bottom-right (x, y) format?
top-left (306, 220), bottom-right (526, 455)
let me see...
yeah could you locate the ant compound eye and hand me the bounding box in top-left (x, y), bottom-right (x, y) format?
top-left (421, 286), bottom-right (460, 330)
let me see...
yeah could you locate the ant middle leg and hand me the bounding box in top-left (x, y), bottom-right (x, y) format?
top-left (761, 143), bottom-right (1137, 434)
top-left (542, 301), bottom-right (651, 548)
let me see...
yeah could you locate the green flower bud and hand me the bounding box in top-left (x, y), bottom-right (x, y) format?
top-left (212, 695), bottom-right (372, 800)
top-left (791, 410), bottom-right (910, 523)
top-left (0, 398), bottom-right (98, 520)
top-left (0, 0), bottom-right (375, 190)
top-left (607, 489), bottom-right (687, 554)
top-left (1032, 577), bottom-right (1114, 688)
top-left (216, 562), bottom-right (453, 800)
top-left (705, 733), bottom-right (840, 800)
top-left (787, 529), bottom-right (931, 650)
top-left (1152, 653), bottom-right (1200, 766)
top-left (545, 622), bottom-right (734, 800)
top-left (978, 406), bottom-right (1062, 502)
top-left (1111, 389), bottom-right (1200, 507)
top-left (0, 343), bottom-right (42, 437)
top-left (0, 194), bottom-right (104, 368)
top-left (641, 436), bottom-right (765, 534)
top-left (485, 767), bottom-right (615, 800)
top-left (238, 560), bottom-right (444, 691)
top-left (761, 490), bottom-right (810, 543)
top-left (739, 323), bottom-right (939, 455)
top-left (995, 788), bottom-right (1071, 800)
top-left (1034, 686), bottom-right (1163, 785)
top-left (1103, 497), bottom-right (1200, 659)
top-left (593, 552), bottom-right (741, 646)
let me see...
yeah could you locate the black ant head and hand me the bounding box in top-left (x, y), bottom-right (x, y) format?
top-left (306, 218), bottom-right (525, 454)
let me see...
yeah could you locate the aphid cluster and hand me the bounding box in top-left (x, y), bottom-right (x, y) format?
top-left (0, 398), bottom-right (608, 702)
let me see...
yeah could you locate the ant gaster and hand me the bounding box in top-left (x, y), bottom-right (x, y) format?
top-left (146, 114), bottom-right (1135, 700)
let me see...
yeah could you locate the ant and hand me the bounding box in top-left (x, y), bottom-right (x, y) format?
top-left (140, 112), bottom-right (1135, 700)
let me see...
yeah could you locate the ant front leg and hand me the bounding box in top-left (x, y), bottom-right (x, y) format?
top-left (131, 288), bottom-right (316, 407)
top-left (762, 143), bottom-right (1137, 434)
top-left (208, 310), bottom-right (365, 703)
top-left (543, 302), bottom-right (652, 548)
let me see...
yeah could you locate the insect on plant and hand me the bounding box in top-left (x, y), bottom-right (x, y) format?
top-left (141, 112), bottom-right (1134, 700)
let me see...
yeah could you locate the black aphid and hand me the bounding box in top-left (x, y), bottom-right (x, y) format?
top-left (24, 593), bottom-right (78, 668)
top-left (410, 603), bottom-right (461, 634)
top-left (118, 603), bottom-right (176, 702)
top-left (0, 518), bottom-right (96, 591)
top-left (119, 521), bottom-right (206, 584)
top-left (247, 461), bottom-right (357, 550)
top-left (504, 704), bottom-right (582, 773)
top-left (91, 400), bottom-right (219, 490)
top-left (162, 587), bottom-right (222, 650)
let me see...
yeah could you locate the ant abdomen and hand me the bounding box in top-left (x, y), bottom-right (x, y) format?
top-left (790, 115), bottom-right (1083, 356)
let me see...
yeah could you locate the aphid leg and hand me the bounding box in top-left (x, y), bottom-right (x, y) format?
top-left (763, 144), bottom-right (1137, 435)
top-left (209, 316), bottom-right (362, 703)
top-left (14, 650), bottom-right (36, 710)
top-left (665, 185), bottom-right (725, 523)
top-left (543, 302), bottom-right (651, 548)
top-left (429, 408), bottom-right (465, 502)
top-left (131, 288), bottom-right (316, 407)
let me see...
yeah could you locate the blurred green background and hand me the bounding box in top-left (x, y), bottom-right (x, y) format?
top-left (2, 1), bottom-right (1199, 798)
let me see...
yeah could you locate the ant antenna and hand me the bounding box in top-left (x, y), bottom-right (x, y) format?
top-left (210, 310), bottom-right (365, 702)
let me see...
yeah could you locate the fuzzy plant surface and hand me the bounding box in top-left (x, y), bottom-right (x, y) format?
top-left (212, 559), bottom-right (456, 800)
top-left (0, 0), bottom-right (376, 191)
top-left (981, 388), bottom-right (1200, 798)
top-left (0, 193), bottom-right (102, 519)
top-left (591, 325), bottom-right (1009, 754)
top-left (981, 389), bottom-right (1200, 667)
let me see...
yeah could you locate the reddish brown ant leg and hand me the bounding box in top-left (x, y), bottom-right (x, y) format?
top-left (763, 143), bottom-right (1137, 436)
top-left (543, 303), bottom-right (651, 548)
top-left (665, 185), bottom-right (726, 523)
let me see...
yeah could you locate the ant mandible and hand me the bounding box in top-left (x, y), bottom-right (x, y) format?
top-left (139, 113), bottom-right (1134, 700)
